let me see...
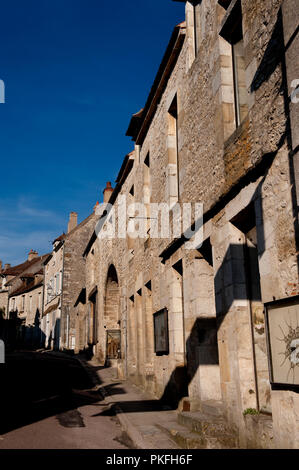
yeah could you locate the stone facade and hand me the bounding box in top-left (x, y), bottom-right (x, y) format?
top-left (42, 237), bottom-right (65, 350)
top-left (77, 0), bottom-right (299, 448)
top-left (42, 210), bottom-right (97, 352)
top-left (4, 252), bottom-right (49, 348)
top-left (60, 211), bottom-right (97, 353)
top-left (0, 0), bottom-right (293, 449)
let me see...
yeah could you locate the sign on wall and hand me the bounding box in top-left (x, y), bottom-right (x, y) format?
top-left (265, 296), bottom-right (299, 388)
top-left (153, 308), bottom-right (169, 356)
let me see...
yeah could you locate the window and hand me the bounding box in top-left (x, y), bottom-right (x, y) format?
top-left (47, 278), bottom-right (54, 303)
top-left (89, 288), bottom-right (98, 345)
top-left (220, 0), bottom-right (248, 129)
top-left (127, 185), bottom-right (135, 254)
top-left (186, 1), bottom-right (200, 66)
top-left (29, 296), bottom-right (33, 311)
top-left (55, 273), bottom-right (60, 295)
top-left (153, 308), bottom-right (169, 356)
top-left (231, 25), bottom-right (247, 126)
top-left (192, 1), bottom-right (202, 58)
top-left (22, 295), bottom-right (25, 311)
top-left (167, 95), bottom-right (179, 206)
top-left (143, 152), bottom-right (151, 241)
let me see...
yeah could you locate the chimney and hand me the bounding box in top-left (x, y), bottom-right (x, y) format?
top-left (4, 263), bottom-right (11, 271)
top-left (103, 182), bottom-right (113, 203)
top-left (68, 212), bottom-right (78, 233)
top-left (0, 261), bottom-right (2, 272)
top-left (93, 201), bottom-right (99, 213)
top-left (28, 250), bottom-right (38, 262)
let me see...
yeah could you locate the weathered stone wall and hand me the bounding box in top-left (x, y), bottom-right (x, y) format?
top-left (42, 244), bottom-right (64, 349)
top-left (0, 291), bottom-right (8, 316)
top-left (82, 0), bottom-right (298, 449)
top-left (61, 213), bottom-right (97, 353)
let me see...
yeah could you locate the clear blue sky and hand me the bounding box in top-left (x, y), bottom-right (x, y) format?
top-left (0, 0), bottom-right (184, 265)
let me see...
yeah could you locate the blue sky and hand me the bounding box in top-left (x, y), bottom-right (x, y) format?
top-left (0, 0), bottom-right (184, 265)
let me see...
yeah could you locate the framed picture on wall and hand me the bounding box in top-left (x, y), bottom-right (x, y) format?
top-left (265, 295), bottom-right (299, 389)
top-left (153, 308), bottom-right (169, 356)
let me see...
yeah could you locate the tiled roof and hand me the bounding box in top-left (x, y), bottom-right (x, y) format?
top-left (5, 254), bottom-right (49, 286)
top-left (2, 258), bottom-right (39, 277)
top-left (10, 280), bottom-right (43, 297)
top-left (126, 22), bottom-right (186, 144)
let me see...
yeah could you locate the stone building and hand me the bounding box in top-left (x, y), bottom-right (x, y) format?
top-left (42, 210), bottom-right (97, 351)
top-left (42, 236), bottom-right (65, 350)
top-left (0, 261), bottom-right (12, 317)
top-left (3, 251), bottom-right (49, 348)
top-left (78, 0), bottom-right (299, 448)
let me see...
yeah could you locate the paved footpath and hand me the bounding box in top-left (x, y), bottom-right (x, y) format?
top-left (82, 358), bottom-right (180, 450)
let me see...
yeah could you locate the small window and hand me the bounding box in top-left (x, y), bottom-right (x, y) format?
top-left (153, 308), bottom-right (169, 356)
top-left (55, 273), bottom-right (60, 295)
top-left (144, 152), bottom-right (150, 168)
top-left (220, 0), bottom-right (248, 128)
top-left (167, 95), bottom-right (179, 205)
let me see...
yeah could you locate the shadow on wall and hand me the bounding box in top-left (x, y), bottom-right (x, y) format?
top-left (96, 7), bottom-right (298, 416)
top-left (159, 317), bottom-right (219, 409)
top-left (106, 6), bottom-right (298, 411)
top-left (1, 308), bottom-right (46, 351)
top-left (158, 177), bottom-right (268, 410)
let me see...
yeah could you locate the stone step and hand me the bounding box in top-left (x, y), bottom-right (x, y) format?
top-left (156, 421), bottom-right (206, 449)
top-left (200, 400), bottom-right (225, 418)
top-left (178, 411), bottom-right (228, 435)
top-left (177, 412), bottom-right (238, 448)
top-left (156, 420), bottom-right (238, 449)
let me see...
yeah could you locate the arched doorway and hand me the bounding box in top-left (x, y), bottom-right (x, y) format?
top-left (104, 265), bottom-right (121, 363)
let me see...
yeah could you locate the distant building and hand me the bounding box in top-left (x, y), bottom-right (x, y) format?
top-left (4, 251), bottom-right (49, 348)
top-left (42, 209), bottom-right (97, 351)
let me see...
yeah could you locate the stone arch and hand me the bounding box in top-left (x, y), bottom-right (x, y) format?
top-left (104, 264), bottom-right (121, 364)
top-left (104, 264), bottom-right (120, 329)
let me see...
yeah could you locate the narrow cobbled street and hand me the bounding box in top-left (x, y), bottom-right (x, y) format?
top-left (0, 351), bottom-right (131, 449)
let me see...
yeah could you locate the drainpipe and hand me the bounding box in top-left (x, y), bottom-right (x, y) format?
top-left (41, 262), bottom-right (46, 348)
top-left (60, 241), bottom-right (66, 349)
top-left (124, 289), bottom-right (128, 379)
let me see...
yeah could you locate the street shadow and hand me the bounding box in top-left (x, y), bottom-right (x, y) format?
top-left (102, 383), bottom-right (127, 396)
top-left (96, 400), bottom-right (167, 417)
top-left (1, 309), bottom-right (47, 352)
top-left (0, 352), bottom-right (103, 435)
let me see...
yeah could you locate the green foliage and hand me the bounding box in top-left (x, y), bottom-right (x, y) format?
top-left (243, 408), bottom-right (259, 416)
